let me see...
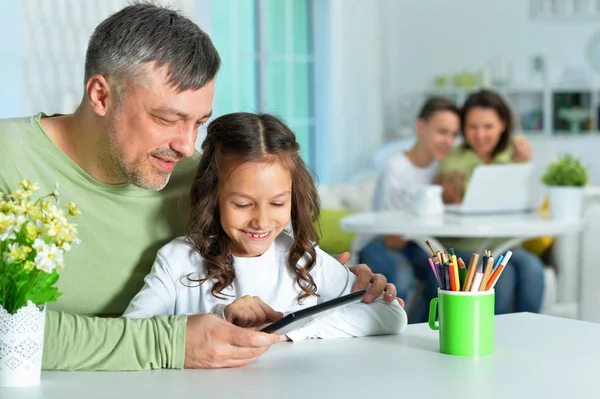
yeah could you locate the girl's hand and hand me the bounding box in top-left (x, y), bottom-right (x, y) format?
top-left (224, 295), bottom-right (284, 328)
top-left (512, 135), bottom-right (532, 163)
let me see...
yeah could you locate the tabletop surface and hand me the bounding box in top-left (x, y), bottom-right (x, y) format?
top-left (340, 210), bottom-right (584, 237)
top-left (2, 313), bottom-right (597, 399)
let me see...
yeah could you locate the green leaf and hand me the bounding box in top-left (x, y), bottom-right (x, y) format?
top-left (26, 287), bottom-right (61, 305)
top-left (541, 153), bottom-right (589, 187)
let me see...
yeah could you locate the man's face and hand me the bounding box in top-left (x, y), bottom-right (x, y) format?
top-left (104, 64), bottom-right (214, 191)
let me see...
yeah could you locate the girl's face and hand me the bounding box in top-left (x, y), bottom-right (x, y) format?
top-left (463, 106), bottom-right (505, 160)
top-left (417, 110), bottom-right (460, 160)
top-left (218, 159), bottom-right (292, 257)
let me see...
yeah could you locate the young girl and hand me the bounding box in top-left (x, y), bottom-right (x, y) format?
top-left (124, 112), bottom-right (407, 341)
top-left (359, 96), bottom-right (461, 323)
top-left (437, 89), bottom-right (545, 314)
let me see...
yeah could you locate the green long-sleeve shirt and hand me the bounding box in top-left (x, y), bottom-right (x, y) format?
top-left (0, 113), bottom-right (198, 370)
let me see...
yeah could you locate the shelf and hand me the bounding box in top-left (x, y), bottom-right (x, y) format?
top-left (411, 85), bottom-right (600, 136)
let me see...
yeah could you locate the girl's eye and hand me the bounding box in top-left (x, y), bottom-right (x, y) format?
top-left (233, 203), bottom-right (251, 209)
top-left (271, 203), bottom-right (285, 207)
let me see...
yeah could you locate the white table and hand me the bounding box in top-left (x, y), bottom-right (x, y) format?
top-left (341, 210), bottom-right (584, 304)
top-left (1, 313), bottom-right (597, 399)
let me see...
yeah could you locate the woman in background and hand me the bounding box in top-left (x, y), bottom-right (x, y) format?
top-left (437, 89), bottom-right (545, 314)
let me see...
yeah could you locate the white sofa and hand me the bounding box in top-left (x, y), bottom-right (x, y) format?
top-left (318, 177), bottom-right (600, 320)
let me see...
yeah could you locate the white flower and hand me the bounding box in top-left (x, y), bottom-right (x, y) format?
top-left (34, 243), bottom-right (63, 273)
top-left (0, 213), bottom-right (16, 241)
top-left (32, 238), bottom-right (45, 251)
top-left (53, 183), bottom-right (60, 205)
top-left (4, 243), bottom-right (20, 263)
top-left (11, 214), bottom-right (26, 233)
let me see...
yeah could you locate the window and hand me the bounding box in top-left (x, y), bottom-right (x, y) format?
top-left (209, 0), bottom-right (314, 165)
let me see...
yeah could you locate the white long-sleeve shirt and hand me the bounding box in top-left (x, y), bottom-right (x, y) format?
top-left (124, 232), bottom-right (407, 341)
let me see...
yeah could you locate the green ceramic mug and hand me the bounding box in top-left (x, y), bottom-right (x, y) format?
top-left (428, 289), bottom-right (495, 356)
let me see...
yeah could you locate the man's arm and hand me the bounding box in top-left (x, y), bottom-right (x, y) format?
top-left (43, 310), bottom-right (187, 370)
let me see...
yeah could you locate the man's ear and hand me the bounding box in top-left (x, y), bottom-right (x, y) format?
top-left (85, 74), bottom-right (114, 117)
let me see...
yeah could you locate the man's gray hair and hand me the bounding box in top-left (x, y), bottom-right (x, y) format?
top-left (84, 2), bottom-right (220, 93)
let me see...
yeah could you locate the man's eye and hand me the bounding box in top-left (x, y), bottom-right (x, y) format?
top-left (154, 116), bottom-right (175, 126)
top-left (233, 203), bottom-right (251, 209)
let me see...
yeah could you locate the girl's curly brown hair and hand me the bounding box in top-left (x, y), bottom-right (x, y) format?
top-left (187, 112), bottom-right (321, 303)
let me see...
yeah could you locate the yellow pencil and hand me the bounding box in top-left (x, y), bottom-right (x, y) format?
top-left (449, 249), bottom-right (460, 291)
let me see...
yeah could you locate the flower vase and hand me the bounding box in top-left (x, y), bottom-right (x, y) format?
top-left (0, 301), bottom-right (46, 387)
top-left (547, 186), bottom-right (584, 221)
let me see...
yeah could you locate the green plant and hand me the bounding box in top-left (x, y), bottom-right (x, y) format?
top-left (541, 154), bottom-right (589, 187)
top-left (0, 180), bottom-right (81, 314)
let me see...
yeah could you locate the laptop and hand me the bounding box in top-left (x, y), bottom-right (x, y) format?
top-left (445, 163), bottom-right (537, 215)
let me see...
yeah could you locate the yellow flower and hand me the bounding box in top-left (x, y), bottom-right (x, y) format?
top-left (18, 180), bottom-right (40, 192)
top-left (64, 202), bottom-right (82, 217)
top-left (19, 200), bottom-right (40, 217)
top-left (10, 189), bottom-right (33, 201)
top-left (42, 221), bottom-right (58, 237)
top-left (25, 223), bottom-right (39, 241)
top-left (38, 199), bottom-right (52, 212)
top-left (23, 260), bottom-right (36, 271)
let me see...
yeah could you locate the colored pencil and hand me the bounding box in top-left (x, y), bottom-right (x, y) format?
top-left (463, 253), bottom-right (480, 291)
top-left (479, 257), bottom-right (495, 291)
top-left (429, 257), bottom-right (442, 287)
top-left (425, 240), bottom-right (436, 256)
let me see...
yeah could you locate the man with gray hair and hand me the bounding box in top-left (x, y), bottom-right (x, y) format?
top-left (0, 2), bottom-right (396, 370)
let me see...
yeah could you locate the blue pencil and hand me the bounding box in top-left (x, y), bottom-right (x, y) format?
top-left (434, 262), bottom-right (443, 288)
top-left (494, 255), bottom-right (504, 270)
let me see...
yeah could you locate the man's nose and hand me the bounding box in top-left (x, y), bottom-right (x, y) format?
top-left (170, 125), bottom-right (198, 158)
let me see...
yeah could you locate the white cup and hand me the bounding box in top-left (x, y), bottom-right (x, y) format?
top-left (411, 185), bottom-right (444, 217)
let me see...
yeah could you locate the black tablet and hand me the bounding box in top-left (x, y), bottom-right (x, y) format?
top-left (260, 289), bottom-right (367, 334)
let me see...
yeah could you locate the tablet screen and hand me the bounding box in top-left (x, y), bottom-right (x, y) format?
top-left (260, 289), bottom-right (367, 334)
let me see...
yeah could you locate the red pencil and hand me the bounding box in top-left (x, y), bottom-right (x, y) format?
top-left (448, 263), bottom-right (458, 291)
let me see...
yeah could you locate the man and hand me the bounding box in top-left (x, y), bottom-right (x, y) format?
top-left (0, 3), bottom-right (397, 370)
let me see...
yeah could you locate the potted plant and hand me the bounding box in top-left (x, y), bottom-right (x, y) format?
top-left (0, 180), bottom-right (81, 387)
top-left (541, 154), bottom-right (589, 221)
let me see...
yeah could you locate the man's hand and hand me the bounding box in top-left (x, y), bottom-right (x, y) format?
top-left (511, 135), bottom-right (532, 163)
top-left (224, 295), bottom-right (283, 328)
top-left (184, 314), bottom-right (285, 369)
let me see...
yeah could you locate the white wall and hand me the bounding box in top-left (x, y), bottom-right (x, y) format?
top-left (391, 0), bottom-right (600, 95)
top-left (366, 0), bottom-right (600, 185)
top-left (317, 0), bottom-right (401, 184)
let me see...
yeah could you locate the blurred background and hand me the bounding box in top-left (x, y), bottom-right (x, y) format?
top-left (3, 0), bottom-right (600, 185)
